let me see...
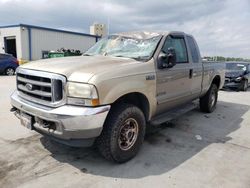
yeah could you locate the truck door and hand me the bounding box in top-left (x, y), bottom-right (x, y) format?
top-left (186, 35), bottom-right (203, 98)
top-left (156, 34), bottom-right (192, 114)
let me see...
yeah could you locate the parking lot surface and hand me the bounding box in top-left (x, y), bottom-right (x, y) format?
top-left (0, 76), bottom-right (250, 188)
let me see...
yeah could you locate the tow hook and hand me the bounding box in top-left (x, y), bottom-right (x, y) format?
top-left (10, 107), bottom-right (21, 119)
top-left (10, 107), bottom-right (17, 112)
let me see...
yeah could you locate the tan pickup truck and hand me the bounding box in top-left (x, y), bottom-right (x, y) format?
top-left (11, 31), bottom-right (225, 163)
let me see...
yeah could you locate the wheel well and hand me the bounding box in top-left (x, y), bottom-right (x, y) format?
top-left (5, 66), bottom-right (15, 70)
top-left (212, 75), bottom-right (221, 88)
top-left (5, 66), bottom-right (15, 71)
top-left (112, 92), bottom-right (150, 121)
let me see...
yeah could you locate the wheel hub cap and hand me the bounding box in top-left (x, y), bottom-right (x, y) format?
top-left (210, 91), bottom-right (216, 107)
top-left (118, 118), bottom-right (139, 151)
top-left (7, 68), bottom-right (14, 75)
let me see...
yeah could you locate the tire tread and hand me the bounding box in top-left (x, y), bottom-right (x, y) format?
top-left (96, 103), bottom-right (145, 163)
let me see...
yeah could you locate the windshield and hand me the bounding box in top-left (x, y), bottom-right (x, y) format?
top-left (84, 35), bottom-right (162, 61)
top-left (226, 63), bottom-right (247, 71)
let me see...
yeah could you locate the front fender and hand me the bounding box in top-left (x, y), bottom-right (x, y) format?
top-left (96, 74), bottom-right (157, 119)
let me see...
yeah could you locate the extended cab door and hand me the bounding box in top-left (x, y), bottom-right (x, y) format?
top-left (155, 34), bottom-right (192, 114)
top-left (186, 35), bottom-right (203, 98)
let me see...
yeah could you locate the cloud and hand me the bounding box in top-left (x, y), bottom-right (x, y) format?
top-left (0, 0), bottom-right (249, 58)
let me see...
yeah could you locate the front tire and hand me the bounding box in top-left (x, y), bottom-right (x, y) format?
top-left (96, 103), bottom-right (146, 163)
top-left (200, 84), bottom-right (218, 113)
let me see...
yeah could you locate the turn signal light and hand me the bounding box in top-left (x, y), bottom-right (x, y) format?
top-left (91, 99), bottom-right (100, 106)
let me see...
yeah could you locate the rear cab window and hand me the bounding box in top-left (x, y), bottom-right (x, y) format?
top-left (186, 36), bottom-right (200, 63)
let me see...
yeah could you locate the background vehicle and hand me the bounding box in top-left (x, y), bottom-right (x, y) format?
top-left (0, 53), bottom-right (19, 76)
top-left (11, 31), bottom-right (225, 163)
top-left (224, 62), bottom-right (250, 91)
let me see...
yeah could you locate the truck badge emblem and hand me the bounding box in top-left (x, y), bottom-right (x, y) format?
top-left (25, 83), bottom-right (33, 91)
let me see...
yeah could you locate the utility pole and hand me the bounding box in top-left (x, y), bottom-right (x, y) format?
top-left (107, 16), bottom-right (110, 35)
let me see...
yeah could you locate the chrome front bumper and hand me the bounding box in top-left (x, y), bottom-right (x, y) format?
top-left (11, 91), bottom-right (110, 146)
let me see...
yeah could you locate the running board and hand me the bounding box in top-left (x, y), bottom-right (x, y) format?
top-left (150, 102), bottom-right (197, 126)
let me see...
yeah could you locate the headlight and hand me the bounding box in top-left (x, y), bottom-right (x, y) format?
top-left (235, 77), bottom-right (242, 81)
top-left (67, 82), bottom-right (99, 106)
top-left (67, 82), bottom-right (98, 99)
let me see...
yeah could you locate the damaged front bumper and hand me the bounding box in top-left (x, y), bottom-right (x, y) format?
top-left (10, 91), bottom-right (110, 147)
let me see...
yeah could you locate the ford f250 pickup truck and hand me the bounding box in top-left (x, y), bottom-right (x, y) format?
top-left (10, 31), bottom-right (225, 163)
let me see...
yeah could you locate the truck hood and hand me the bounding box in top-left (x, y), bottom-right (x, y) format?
top-left (20, 55), bottom-right (140, 82)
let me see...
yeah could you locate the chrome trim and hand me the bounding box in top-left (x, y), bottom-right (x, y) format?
top-left (17, 76), bottom-right (52, 87)
top-left (16, 68), bottom-right (67, 107)
top-left (11, 91), bottom-right (110, 139)
top-left (18, 84), bottom-right (52, 97)
top-left (17, 68), bottom-right (66, 80)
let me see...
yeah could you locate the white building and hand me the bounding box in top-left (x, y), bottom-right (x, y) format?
top-left (90, 23), bottom-right (107, 37)
top-left (0, 24), bottom-right (100, 61)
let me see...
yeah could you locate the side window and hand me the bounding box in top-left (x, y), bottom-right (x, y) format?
top-left (187, 36), bottom-right (199, 63)
top-left (162, 36), bottom-right (188, 63)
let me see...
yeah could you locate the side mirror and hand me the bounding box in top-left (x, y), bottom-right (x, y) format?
top-left (158, 47), bottom-right (177, 69)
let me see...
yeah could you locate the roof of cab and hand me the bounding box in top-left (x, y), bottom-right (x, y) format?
top-left (115, 31), bottom-right (187, 39)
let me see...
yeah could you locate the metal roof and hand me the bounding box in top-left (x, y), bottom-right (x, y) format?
top-left (0, 23), bottom-right (100, 38)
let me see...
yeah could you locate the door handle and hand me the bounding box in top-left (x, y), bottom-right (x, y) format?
top-left (189, 69), bottom-right (193, 79)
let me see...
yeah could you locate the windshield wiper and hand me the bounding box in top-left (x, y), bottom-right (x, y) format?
top-left (112, 55), bottom-right (149, 61)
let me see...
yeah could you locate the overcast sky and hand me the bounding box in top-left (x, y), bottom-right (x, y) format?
top-left (0, 0), bottom-right (250, 58)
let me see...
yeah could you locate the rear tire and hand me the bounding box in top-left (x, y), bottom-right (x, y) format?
top-left (5, 67), bottom-right (15, 76)
top-left (240, 80), bottom-right (248, 91)
top-left (200, 84), bottom-right (218, 113)
top-left (96, 103), bottom-right (146, 163)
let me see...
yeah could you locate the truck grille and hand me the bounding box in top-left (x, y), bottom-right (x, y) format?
top-left (16, 68), bottom-right (66, 107)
